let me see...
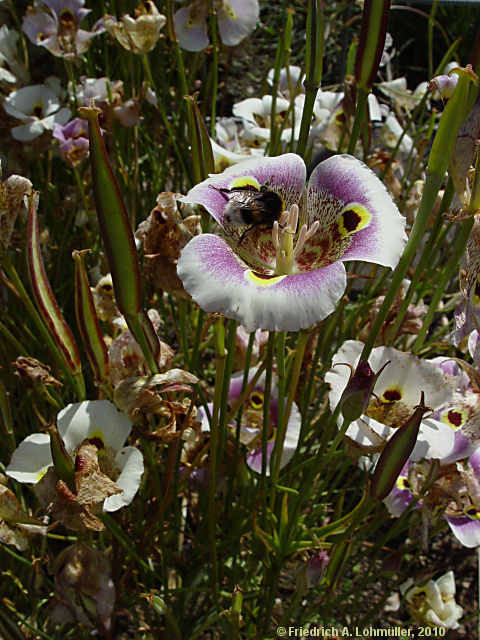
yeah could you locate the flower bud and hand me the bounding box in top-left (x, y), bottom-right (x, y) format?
top-left (339, 359), bottom-right (389, 422)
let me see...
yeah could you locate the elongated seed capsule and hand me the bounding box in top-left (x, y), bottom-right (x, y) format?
top-left (78, 106), bottom-right (160, 373)
top-left (73, 250), bottom-right (110, 389)
top-left (27, 193), bottom-right (85, 399)
top-left (370, 391), bottom-right (430, 501)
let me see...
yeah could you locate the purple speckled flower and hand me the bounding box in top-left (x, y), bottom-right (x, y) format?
top-left (177, 154), bottom-right (406, 331)
top-left (174, 0), bottom-right (259, 52)
top-left (22, 0), bottom-right (104, 59)
top-left (52, 117), bottom-right (89, 166)
top-left (199, 366), bottom-right (301, 475)
top-left (385, 452), bottom-right (480, 548)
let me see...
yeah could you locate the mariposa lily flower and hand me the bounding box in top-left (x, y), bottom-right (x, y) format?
top-left (3, 81), bottom-right (71, 141)
top-left (401, 571), bottom-right (464, 629)
top-left (385, 452), bottom-right (480, 549)
top-left (326, 341), bottom-right (459, 461)
top-left (177, 153), bottom-right (406, 331)
top-left (6, 400), bottom-right (144, 512)
top-left (22, 0), bottom-right (104, 59)
top-left (174, 0), bottom-right (259, 52)
top-left (199, 366), bottom-right (301, 474)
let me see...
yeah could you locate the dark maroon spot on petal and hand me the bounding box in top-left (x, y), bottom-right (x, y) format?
top-left (383, 388), bottom-right (401, 402)
top-left (88, 436), bottom-right (105, 449)
top-left (342, 209), bottom-right (361, 232)
top-left (250, 390), bottom-right (264, 409)
top-left (447, 410), bottom-right (462, 427)
top-left (335, 111), bottom-right (346, 125)
top-left (252, 271), bottom-right (277, 280)
top-left (33, 105), bottom-right (43, 118)
top-left (59, 9), bottom-right (75, 25)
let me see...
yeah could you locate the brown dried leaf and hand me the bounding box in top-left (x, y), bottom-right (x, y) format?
top-left (12, 356), bottom-right (62, 387)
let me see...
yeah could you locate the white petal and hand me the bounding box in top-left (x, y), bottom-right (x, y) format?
top-left (6, 433), bottom-right (53, 483)
top-left (58, 400), bottom-right (133, 453)
top-left (103, 446), bottom-right (144, 511)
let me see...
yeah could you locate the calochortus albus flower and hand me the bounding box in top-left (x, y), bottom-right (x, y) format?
top-left (52, 117), bottom-right (89, 167)
top-left (22, 0), bottom-right (104, 59)
top-left (3, 82), bottom-right (71, 141)
top-left (6, 400), bottom-right (144, 514)
top-left (177, 153), bottom-right (406, 331)
top-left (325, 341), bottom-right (459, 461)
top-left (104, 2), bottom-right (166, 55)
top-left (174, 0), bottom-right (259, 52)
top-left (401, 571), bottom-right (463, 629)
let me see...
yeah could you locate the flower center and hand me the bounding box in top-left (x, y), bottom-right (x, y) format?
top-left (271, 204), bottom-right (319, 275)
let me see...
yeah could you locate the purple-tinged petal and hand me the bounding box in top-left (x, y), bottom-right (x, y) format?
top-left (174, 6), bottom-right (209, 52)
top-left (468, 330), bottom-right (480, 365)
top-left (181, 153), bottom-right (306, 227)
top-left (469, 448), bottom-right (480, 475)
top-left (246, 441), bottom-right (275, 474)
top-left (440, 430), bottom-right (476, 464)
top-left (217, 0), bottom-right (259, 46)
top-left (446, 515), bottom-right (480, 548)
top-left (177, 233), bottom-right (347, 331)
top-left (384, 484), bottom-right (416, 517)
top-left (307, 154), bottom-right (406, 268)
top-left (22, 11), bottom-right (57, 48)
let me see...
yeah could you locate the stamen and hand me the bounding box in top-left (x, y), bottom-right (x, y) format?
top-left (272, 220), bottom-right (280, 250)
top-left (293, 224), bottom-right (308, 258)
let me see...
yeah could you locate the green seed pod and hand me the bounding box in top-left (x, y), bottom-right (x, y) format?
top-left (73, 250), bottom-right (110, 390)
top-left (354, 0), bottom-right (391, 91)
top-left (370, 392), bottom-right (430, 501)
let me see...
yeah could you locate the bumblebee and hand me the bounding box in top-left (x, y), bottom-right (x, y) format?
top-left (212, 178), bottom-right (284, 245)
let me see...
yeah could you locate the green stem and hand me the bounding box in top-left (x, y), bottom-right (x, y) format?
top-left (412, 216), bottom-right (474, 352)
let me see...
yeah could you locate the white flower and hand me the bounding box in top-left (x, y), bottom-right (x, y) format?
top-left (401, 571), bottom-right (464, 630)
top-left (0, 25), bottom-right (29, 86)
top-left (6, 400), bottom-right (144, 512)
top-left (3, 82), bottom-right (71, 141)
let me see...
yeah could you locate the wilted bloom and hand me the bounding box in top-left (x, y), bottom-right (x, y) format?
top-left (377, 77), bottom-right (427, 113)
top-left (135, 191), bottom-right (202, 297)
top-left (0, 168), bottom-right (32, 247)
top-left (267, 65), bottom-right (304, 99)
top-left (178, 153), bottom-right (406, 331)
top-left (22, 0), bottom-right (104, 59)
top-left (174, 0), bottom-right (259, 52)
top-left (401, 572), bottom-right (463, 629)
top-left (326, 341), bottom-right (460, 461)
top-left (52, 117), bottom-right (89, 166)
top-left (6, 400), bottom-right (144, 516)
top-left (51, 543), bottom-right (115, 631)
top-left (0, 483), bottom-right (47, 550)
top-left (104, 2), bottom-right (166, 55)
top-left (3, 81), bottom-right (71, 141)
